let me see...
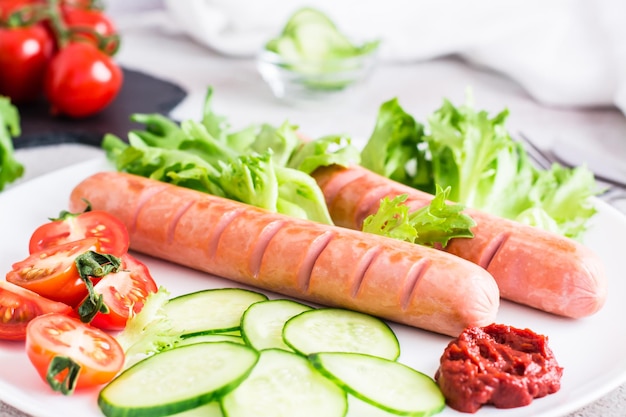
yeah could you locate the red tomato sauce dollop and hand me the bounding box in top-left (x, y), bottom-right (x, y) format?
top-left (435, 323), bottom-right (563, 413)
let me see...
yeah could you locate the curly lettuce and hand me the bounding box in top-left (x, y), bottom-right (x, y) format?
top-left (363, 186), bottom-right (475, 247)
top-left (361, 93), bottom-right (598, 240)
top-left (103, 87), bottom-right (361, 225)
top-left (0, 97), bottom-right (24, 191)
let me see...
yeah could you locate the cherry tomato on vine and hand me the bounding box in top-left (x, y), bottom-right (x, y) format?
top-left (26, 313), bottom-right (124, 393)
top-left (60, 0), bottom-right (101, 10)
top-left (88, 253), bottom-right (157, 331)
top-left (0, 281), bottom-right (72, 341)
top-left (0, 0), bottom-right (41, 22)
top-left (62, 6), bottom-right (118, 54)
top-left (29, 209), bottom-right (130, 257)
top-left (0, 23), bottom-right (54, 102)
top-left (44, 41), bottom-right (123, 118)
top-left (6, 237), bottom-right (102, 307)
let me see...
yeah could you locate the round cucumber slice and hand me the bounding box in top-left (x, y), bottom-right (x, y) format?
top-left (98, 342), bottom-right (258, 417)
top-left (174, 333), bottom-right (244, 348)
top-left (163, 288), bottom-right (268, 337)
top-left (310, 352), bottom-right (445, 417)
top-left (241, 299), bottom-right (312, 351)
top-left (282, 308), bottom-right (400, 360)
top-left (221, 348), bottom-right (347, 417)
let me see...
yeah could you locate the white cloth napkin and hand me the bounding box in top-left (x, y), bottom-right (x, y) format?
top-left (162, 0), bottom-right (626, 116)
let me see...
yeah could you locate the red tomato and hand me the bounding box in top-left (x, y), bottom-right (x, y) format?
top-left (29, 209), bottom-right (129, 257)
top-left (88, 253), bottom-right (157, 331)
top-left (0, 281), bottom-right (72, 341)
top-left (26, 313), bottom-right (124, 392)
top-left (60, 0), bottom-right (100, 10)
top-left (62, 7), bottom-right (119, 54)
top-left (0, 0), bottom-right (41, 22)
top-left (44, 41), bottom-right (123, 118)
top-left (6, 237), bottom-right (101, 307)
top-left (0, 23), bottom-right (54, 103)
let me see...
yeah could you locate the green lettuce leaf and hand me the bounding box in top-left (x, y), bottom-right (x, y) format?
top-left (362, 186), bottom-right (475, 247)
top-left (288, 133), bottom-right (361, 174)
top-left (103, 87), bottom-right (335, 224)
top-left (361, 93), bottom-right (598, 240)
top-left (0, 97), bottom-right (24, 191)
top-left (360, 98), bottom-right (432, 193)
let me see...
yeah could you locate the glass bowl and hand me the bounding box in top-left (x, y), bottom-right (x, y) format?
top-left (256, 47), bottom-right (378, 103)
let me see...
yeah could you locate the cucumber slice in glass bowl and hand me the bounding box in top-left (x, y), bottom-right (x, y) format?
top-left (310, 352), bottom-right (445, 417)
top-left (282, 308), bottom-right (400, 360)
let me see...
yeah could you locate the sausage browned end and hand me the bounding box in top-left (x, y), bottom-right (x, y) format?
top-left (312, 164), bottom-right (607, 318)
top-left (69, 171), bottom-right (501, 337)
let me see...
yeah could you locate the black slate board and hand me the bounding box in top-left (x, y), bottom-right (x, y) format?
top-left (12, 67), bottom-right (187, 149)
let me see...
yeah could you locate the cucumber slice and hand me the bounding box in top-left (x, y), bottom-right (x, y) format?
top-left (310, 352), bottom-right (445, 417)
top-left (169, 401), bottom-right (223, 417)
top-left (221, 348), bottom-right (347, 417)
top-left (174, 333), bottom-right (244, 348)
top-left (241, 299), bottom-right (312, 351)
top-left (163, 288), bottom-right (268, 337)
top-left (282, 308), bottom-right (400, 360)
top-left (99, 342), bottom-right (258, 417)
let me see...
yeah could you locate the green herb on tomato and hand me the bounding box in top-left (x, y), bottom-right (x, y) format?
top-left (0, 96), bottom-right (24, 191)
top-left (361, 93), bottom-right (598, 240)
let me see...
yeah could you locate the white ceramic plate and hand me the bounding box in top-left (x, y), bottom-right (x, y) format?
top-left (1, 157), bottom-right (625, 417)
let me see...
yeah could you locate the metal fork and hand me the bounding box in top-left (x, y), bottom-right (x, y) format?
top-left (516, 132), bottom-right (626, 207)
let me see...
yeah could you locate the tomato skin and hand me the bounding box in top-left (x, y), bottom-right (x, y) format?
top-left (44, 41), bottom-right (123, 118)
top-left (26, 313), bottom-right (124, 390)
top-left (29, 210), bottom-right (130, 257)
top-left (0, 23), bottom-right (54, 103)
top-left (0, 0), bottom-right (41, 22)
top-left (61, 6), bottom-right (118, 54)
top-left (0, 281), bottom-right (72, 341)
top-left (6, 237), bottom-right (101, 307)
top-left (88, 253), bottom-right (157, 331)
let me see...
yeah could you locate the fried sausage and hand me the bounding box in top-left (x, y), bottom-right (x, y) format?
top-left (311, 164), bottom-right (607, 318)
top-left (69, 171), bottom-right (500, 336)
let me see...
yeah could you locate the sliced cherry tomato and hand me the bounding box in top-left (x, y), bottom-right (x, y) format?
top-left (29, 209), bottom-right (129, 257)
top-left (0, 23), bottom-right (54, 103)
top-left (88, 253), bottom-right (157, 331)
top-left (44, 41), bottom-right (123, 118)
top-left (0, 281), bottom-right (72, 341)
top-left (7, 238), bottom-right (101, 307)
top-left (26, 313), bottom-right (124, 393)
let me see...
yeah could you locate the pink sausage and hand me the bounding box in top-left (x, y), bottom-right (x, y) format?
top-left (69, 171), bottom-right (501, 336)
top-left (312, 164), bottom-right (607, 318)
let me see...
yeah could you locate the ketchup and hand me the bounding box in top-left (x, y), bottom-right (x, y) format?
top-left (434, 323), bottom-right (563, 413)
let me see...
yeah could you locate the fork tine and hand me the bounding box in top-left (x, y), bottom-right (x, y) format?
top-left (516, 132), bottom-right (555, 170)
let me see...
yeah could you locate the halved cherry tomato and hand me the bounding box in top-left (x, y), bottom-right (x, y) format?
top-left (26, 313), bottom-right (124, 393)
top-left (44, 41), bottom-right (123, 118)
top-left (88, 253), bottom-right (157, 330)
top-left (7, 237), bottom-right (101, 307)
top-left (0, 281), bottom-right (72, 341)
top-left (29, 209), bottom-right (129, 257)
